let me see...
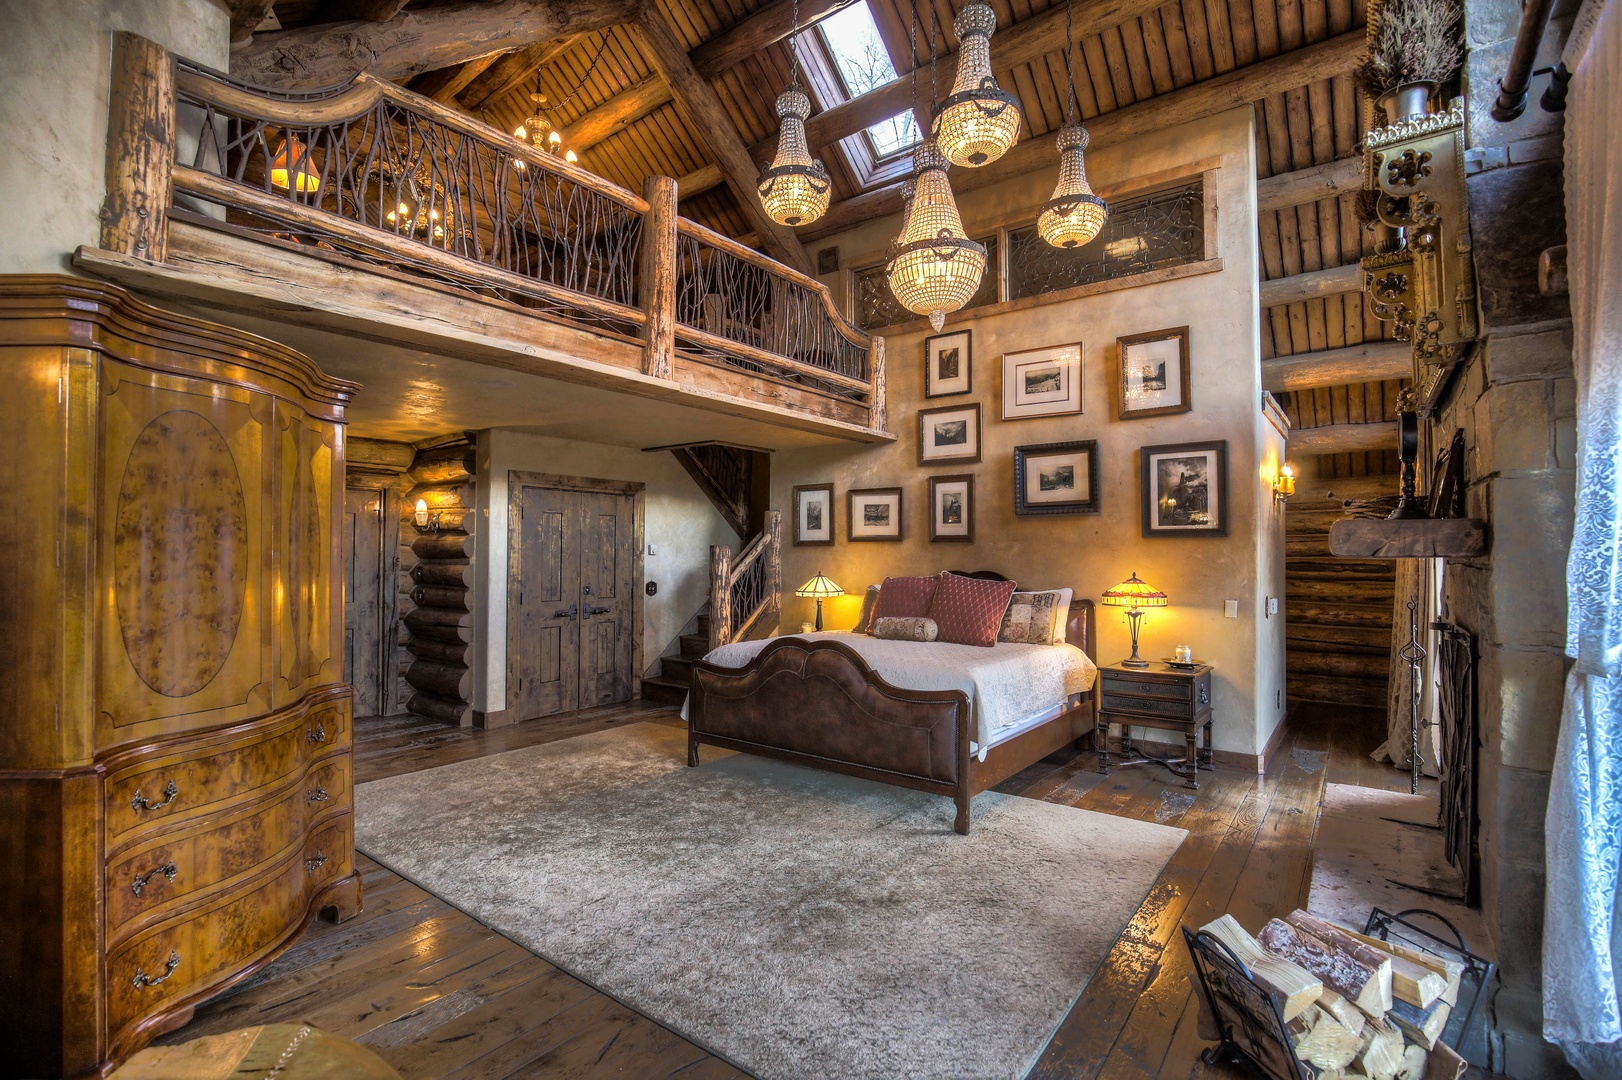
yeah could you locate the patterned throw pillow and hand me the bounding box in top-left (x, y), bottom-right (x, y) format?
top-left (852, 584), bottom-right (881, 633)
top-left (999, 590), bottom-right (1067, 645)
top-left (871, 575), bottom-right (941, 621)
top-left (872, 616), bottom-right (939, 642)
top-left (928, 573), bottom-right (1018, 648)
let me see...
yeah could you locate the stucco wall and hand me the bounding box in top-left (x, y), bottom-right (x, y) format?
top-left (0, 0), bottom-right (228, 275)
top-left (469, 428), bottom-right (737, 715)
top-left (772, 107), bottom-right (1285, 757)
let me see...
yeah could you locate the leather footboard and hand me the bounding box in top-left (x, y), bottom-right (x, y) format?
top-left (688, 638), bottom-right (969, 784)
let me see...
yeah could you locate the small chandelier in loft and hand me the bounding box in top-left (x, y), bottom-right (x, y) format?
top-left (885, 140), bottom-right (987, 332)
top-left (758, 0), bottom-right (831, 226)
top-left (1037, 0), bottom-right (1108, 248)
top-left (933, 2), bottom-right (1022, 168)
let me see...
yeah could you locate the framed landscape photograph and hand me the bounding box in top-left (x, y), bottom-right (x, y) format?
top-left (848, 487), bottom-right (904, 542)
top-left (1141, 440), bottom-right (1228, 537)
top-left (1118, 326), bottom-right (1192, 419)
top-left (1002, 342), bottom-right (1083, 420)
top-left (1014, 441), bottom-right (1100, 516)
top-left (917, 403), bottom-right (982, 466)
top-left (924, 329), bottom-right (972, 398)
top-left (792, 483), bottom-right (834, 545)
top-left (928, 474), bottom-right (974, 542)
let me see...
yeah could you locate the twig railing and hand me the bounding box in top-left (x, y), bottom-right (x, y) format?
top-left (708, 511), bottom-right (781, 650)
top-left (98, 34), bottom-right (887, 431)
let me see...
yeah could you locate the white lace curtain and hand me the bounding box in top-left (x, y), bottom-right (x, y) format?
top-left (1544, 0), bottom-right (1622, 1074)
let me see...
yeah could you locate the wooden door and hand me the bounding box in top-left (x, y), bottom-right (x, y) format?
top-left (578, 490), bottom-right (636, 708)
top-left (343, 487), bottom-right (385, 717)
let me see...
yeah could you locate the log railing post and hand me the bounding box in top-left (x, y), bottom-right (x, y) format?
top-left (102, 33), bottom-right (175, 261)
top-left (709, 543), bottom-right (732, 650)
top-left (763, 510), bottom-right (782, 621)
top-left (868, 335), bottom-right (887, 432)
top-left (638, 174), bottom-right (679, 379)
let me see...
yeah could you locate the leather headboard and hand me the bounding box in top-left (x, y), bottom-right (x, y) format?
top-left (946, 570), bottom-right (1095, 665)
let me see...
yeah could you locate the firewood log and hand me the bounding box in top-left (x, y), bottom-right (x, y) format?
top-left (1316, 987), bottom-right (1368, 1038)
top-left (1396, 1043), bottom-right (1429, 1080)
top-left (1387, 993), bottom-right (1452, 1050)
top-left (1288, 1003), bottom-right (1363, 1070)
top-left (1332, 922), bottom-right (1465, 1007)
top-left (1258, 918), bottom-right (1393, 1017)
top-left (1357, 1016), bottom-right (1406, 1080)
top-left (1288, 912), bottom-right (1423, 1007)
top-left (1199, 914), bottom-right (1324, 1021)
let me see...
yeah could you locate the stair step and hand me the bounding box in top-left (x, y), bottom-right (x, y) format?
top-left (660, 655), bottom-right (694, 682)
top-left (679, 633), bottom-right (711, 660)
top-left (640, 676), bottom-right (688, 705)
top-left (695, 614), bottom-right (711, 636)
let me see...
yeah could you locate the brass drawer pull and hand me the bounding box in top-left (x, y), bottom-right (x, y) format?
top-left (131, 780), bottom-right (179, 813)
top-left (306, 850), bottom-right (329, 874)
top-left (132, 950), bottom-right (181, 989)
top-left (307, 721), bottom-right (327, 744)
top-left (306, 783), bottom-right (329, 804)
top-left (131, 862), bottom-right (178, 896)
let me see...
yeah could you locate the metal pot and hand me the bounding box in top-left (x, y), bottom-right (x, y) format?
top-left (1378, 81), bottom-right (1438, 124)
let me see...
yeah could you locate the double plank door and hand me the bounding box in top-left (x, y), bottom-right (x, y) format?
top-left (343, 486), bottom-right (393, 718)
top-left (509, 482), bottom-right (638, 720)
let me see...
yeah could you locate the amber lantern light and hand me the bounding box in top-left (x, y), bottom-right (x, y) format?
top-left (269, 134), bottom-right (320, 193)
top-left (1100, 572), bottom-right (1168, 668)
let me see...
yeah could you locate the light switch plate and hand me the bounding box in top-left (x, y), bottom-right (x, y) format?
top-left (1266, 596), bottom-right (1279, 616)
top-left (1224, 600), bottom-right (1240, 618)
top-left (648, 543), bottom-right (658, 555)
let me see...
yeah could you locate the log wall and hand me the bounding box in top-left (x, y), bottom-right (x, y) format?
top-left (403, 435), bottom-right (478, 726)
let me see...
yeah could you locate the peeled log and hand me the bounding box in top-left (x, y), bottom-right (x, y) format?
top-left (1258, 918), bottom-right (1392, 1017)
top-left (1290, 912), bottom-right (1446, 1009)
top-left (411, 584), bottom-right (468, 611)
top-left (406, 637), bottom-right (468, 665)
top-left (1200, 915), bottom-right (1323, 1021)
top-left (407, 691), bottom-right (470, 725)
top-left (410, 442), bottom-right (476, 484)
top-left (410, 479), bottom-right (475, 509)
top-left (404, 606), bottom-right (471, 630)
top-left (412, 532), bottom-right (474, 560)
top-left (405, 659), bottom-right (472, 699)
top-left (412, 561), bottom-right (473, 588)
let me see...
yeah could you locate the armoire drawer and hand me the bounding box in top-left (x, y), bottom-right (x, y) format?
top-left (302, 754), bottom-right (351, 821)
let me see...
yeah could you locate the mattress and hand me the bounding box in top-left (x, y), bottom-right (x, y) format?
top-left (684, 633), bottom-right (1098, 754)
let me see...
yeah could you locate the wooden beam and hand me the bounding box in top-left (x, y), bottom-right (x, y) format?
top-left (1261, 263), bottom-right (1364, 307)
top-left (102, 33), bottom-right (174, 262)
top-left (326, 0), bottom-right (410, 21)
top-left (677, 163), bottom-right (725, 199)
top-left (1289, 421), bottom-right (1399, 455)
top-left (1262, 341), bottom-right (1411, 392)
top-left (561, 76), bottom-right (673, 153)
top-left (1257, 157), bottom-right (1364, 213)
top-left (230, 0), bottom-right (638, 89)
top-left (460, 34), bottom-right (581, 111)
top-left (630, 9), bottom-right (812, 274)
top-left (225, 0), bottom-right (276, 47)
top-left (413, 55), bottom-right (502, 104)
top-left (801, 31), bottom-right (1365, 241)
top-left (691, 0), bottom-right (858, 79)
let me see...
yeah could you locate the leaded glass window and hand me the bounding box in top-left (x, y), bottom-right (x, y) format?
top-left (854, 235), bottom-right (999, 330)
top-left (1007, 180), bottom-right (1204, 301)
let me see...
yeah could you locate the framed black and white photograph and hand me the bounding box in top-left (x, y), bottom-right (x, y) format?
top-left (1141, 440), bottom-right (1228, 537)
top-left (917, 403), bottom-right (982, 467)
top-left (928, 474), bottom-right (974, 542)
top-left (1118, 326), bottom-right (1192, 419)
top-left (1002, 342), bottom-right (1083, 420)
top-left (848, 487), bottom-right (904, 542)
top-left (792, 483), bottom-right (834, 545)
top-left (1014, 441), bottom-right (1100, 516)
top-left (924, 329), bottom-right (973, 398)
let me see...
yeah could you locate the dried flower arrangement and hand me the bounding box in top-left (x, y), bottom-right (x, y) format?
top-left (1355, 0), bottom-right (1465, 96)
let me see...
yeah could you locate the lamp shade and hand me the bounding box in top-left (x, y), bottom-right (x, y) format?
top-left (759, 87), bottom-right (832, 226)
top-left (932, 3), bottom-right (1022, 168)
top-left (1037, 124), bottom-right (1108, 249)
top-left (269, 135), bottom-right (320, 193)
top-left (795, 571), bottom-right (844, 599)
top-left (1100, 572), bottom-right (1167, 608)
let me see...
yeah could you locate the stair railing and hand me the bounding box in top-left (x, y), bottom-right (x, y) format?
top-left (708, 511), bottom-right (781, 650)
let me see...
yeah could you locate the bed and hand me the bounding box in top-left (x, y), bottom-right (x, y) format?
top-left (685, 573), bottom-right (1101, 834)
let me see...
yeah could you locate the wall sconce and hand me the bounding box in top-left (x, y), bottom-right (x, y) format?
top-left (1273, 465), bottom-right (1296, 504)
top-left (413, 498), bottom-right (441, 532)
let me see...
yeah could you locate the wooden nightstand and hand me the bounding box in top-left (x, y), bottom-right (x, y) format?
top-left (1096, 661), bottom-right (1214, 788)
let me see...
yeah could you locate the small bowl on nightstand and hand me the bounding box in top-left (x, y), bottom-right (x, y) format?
top-left (1161, 657), bottom-right (1203, 671)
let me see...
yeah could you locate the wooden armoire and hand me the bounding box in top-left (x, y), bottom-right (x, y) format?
top-left (0, 277), bottom-right (362, 1077)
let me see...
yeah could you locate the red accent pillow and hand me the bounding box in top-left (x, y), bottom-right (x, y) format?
top-left (870, 575), bottom-right (941, 621)
top-left (928, 573), bottom-right (1018, 647)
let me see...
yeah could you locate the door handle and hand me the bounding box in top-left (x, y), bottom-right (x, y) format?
top-left (584, 605), bottom-right (611, 617)
top-left (554, 605), bottom-right (579, 619)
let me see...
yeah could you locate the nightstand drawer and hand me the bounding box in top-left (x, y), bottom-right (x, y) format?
top-left (1100, 672), bottom-right (1191, 700)
top-left (1103, 693), bottom-right (1198, 720)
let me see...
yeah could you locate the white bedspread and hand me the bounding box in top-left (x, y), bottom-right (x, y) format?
top-left (688, 633), bottom-right (1097, 748)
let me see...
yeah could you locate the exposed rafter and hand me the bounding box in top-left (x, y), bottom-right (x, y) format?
top-left (561, 76), bottom-right (673, 154)
top-left (225, 0), bottom-right (276, 48)
top-left (1289, 421), bottom-right (1399, 455)
top-left (1260, 263), bottom-right (1364, 307)
top-left (461, 34), bottom-right (582, 111)
top-left (800, 32), bottom-right (1366, 240)
top-left (229, 0), bottom-right (639, 89)
top-left (677, 163), bottom-right (725, 199)
top-left (413, 54), bottom-right (502, 103)
top-left (1263, 342), bottom-right (1411, 393)
top-left (325, 0), bottom-right (410, 21)
top-left (690, 0), bottom-right (857, 79)
top-left (1257, 158), bottom-right (1365, 213)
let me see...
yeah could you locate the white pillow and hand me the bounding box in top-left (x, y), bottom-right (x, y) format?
top-left (1054, 588), bottom-right (1074, 642)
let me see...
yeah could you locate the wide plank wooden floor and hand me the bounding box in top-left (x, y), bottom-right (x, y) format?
top-left (153, 698), bottom-right (1416, 1078)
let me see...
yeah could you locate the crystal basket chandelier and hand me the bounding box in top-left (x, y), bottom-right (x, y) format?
top-left (933, 3), bottom-right (1022, 168)
top-left (1038, 0), bottom-right (1108, 248)
top-left (886, 140), bottom-right (986, 331)
top-left (758, 0), bottom-right (831, 226)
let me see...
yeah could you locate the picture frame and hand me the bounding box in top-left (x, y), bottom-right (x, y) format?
top-left (917, 403), bottom-right (982, 467)
top-left (928, 474), bottom-right (974, 542)
top-left (924, 329), bottom-right (973, 398)
top-left (1117, 326), bottom-right (1192, 420)
top-left (1141, 440), bottom-right (1229, 538)
top-left (1014, 441), bottom-right (1100, 516)
top-left (1002, 342), bottom-right (1083, 420)
top-left (792, 483), bottom-right (834, 545)
top-left (848, 487), bottom-right (904, 542)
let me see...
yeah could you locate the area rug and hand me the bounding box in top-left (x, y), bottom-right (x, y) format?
top-left (354, 723), bottom-right (1187, 1080)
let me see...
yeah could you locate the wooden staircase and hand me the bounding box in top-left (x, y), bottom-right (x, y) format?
top-left (641, 610), bottom-right (712, 705)
top-left (1285, 494), bottom-right (1395, 706)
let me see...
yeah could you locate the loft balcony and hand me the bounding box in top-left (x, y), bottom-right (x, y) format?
top-left (75, 34), bottom-right (889, 446)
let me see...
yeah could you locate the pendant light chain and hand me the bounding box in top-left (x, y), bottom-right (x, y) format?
top-left (1037, 0), bottom-right (1109, 250)
top-left (1064, 0), bottom-right (1077, 125)
top-left (551, 31), bottom-right (613, 112)
top-left (790, 0), bottom-right (802, 87)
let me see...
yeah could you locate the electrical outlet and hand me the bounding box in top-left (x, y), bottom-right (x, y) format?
top-left (1276, 688), bottom-right (1281, 708)
top-left (1224, 600), bottom-right (1239, 618)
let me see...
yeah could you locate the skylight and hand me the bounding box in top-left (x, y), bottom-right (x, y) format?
top-left (817, 2), bottom-right (920, 159)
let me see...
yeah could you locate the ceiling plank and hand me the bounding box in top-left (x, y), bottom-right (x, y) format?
top-left (225, 0), bottom-right (276, 48)
top-left (413, 55), bottom-right (503, 103)
top-left (561, 76), bottom-right (674, 153)
top-left (1257, 156), bottom-right (1363, 212)
top-left (461, 34), bottom-right (583, 111)
top-left (799, 31), bottom-right (1365, 240)
top-left (1262, 341), bottom-right (1411, 392)
top-left (1260, 262), bottom-right (1363, 307)
top-left (325, 0), bottom-right (411, 21)
top-left (1289, 421), bottom-right (1398, 455)
top-left (230, 0), bottom-right (638, 89)
top-left (691, 0), bottom-right (858, 79)
top-left (630, 8), bottom-right (813, 274)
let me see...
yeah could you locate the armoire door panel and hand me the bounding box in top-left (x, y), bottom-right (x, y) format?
top-left (274, 403), bottom-right (342, 709)
top-left (96, 362), bottom-right (273, 749)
